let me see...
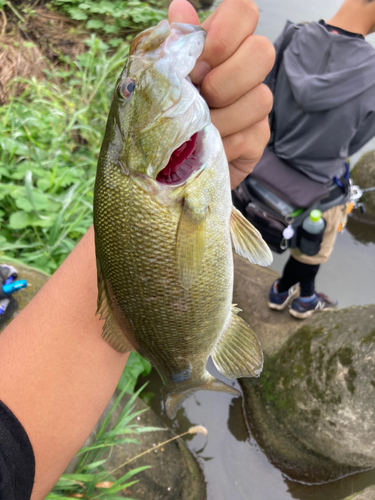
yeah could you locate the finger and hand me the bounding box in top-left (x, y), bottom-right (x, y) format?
top-left (211, 84), bottom-right (273, 138)
top-left (190, 0), bottom-right (259, 83)
top-left (223, 118), bottom-right (270, 189)
top-left (203, 35), bottom-right (275, 108)
top-left (168, 0), bottom-right (199, 25)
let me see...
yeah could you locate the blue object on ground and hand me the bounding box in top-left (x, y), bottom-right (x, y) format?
top-left (2, 280), bottom-right (28, 295)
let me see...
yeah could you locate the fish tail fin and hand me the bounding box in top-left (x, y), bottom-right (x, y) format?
top-left (163, 374), bottom-right (240, 419)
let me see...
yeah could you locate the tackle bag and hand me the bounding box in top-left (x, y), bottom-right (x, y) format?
top-left (232, 148), bottom-right (348, 254)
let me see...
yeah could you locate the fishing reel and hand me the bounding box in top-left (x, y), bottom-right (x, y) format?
top-left (350, 182), bottom-right (375, 215)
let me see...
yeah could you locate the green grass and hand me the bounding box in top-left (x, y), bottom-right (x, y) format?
top-left (46, 384), bottom-right (164, 500)
top-left (0, 36), bottom-right (129, 273)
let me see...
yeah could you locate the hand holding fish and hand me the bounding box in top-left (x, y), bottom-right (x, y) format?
top-left (169, 0), bottom-right (275, 188)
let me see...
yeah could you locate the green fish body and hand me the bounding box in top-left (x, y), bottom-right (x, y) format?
top-left (93, 20), bottom-right (272, 418)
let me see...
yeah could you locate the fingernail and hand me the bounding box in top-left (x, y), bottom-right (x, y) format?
top-left (190, 61), bottom-right (211, 84)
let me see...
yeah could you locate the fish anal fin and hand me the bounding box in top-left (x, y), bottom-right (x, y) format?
top-left (96, 257), bottom-right (131, 353)
top-left (102, 314), bottom-right (132, 353)
top-left (164, 374), bottom-right (240, 419)
top-left (212, 306), bottom-right (264, 379)
top-left (230, 205), bottom-right (273, 266)
top-left (176, 202), bottom-right (207, 290)
top-left (96, 257), bottom-right (110, 320)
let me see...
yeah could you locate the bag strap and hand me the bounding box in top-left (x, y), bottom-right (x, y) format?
top-left (269, 24), bottom-right (303, 146)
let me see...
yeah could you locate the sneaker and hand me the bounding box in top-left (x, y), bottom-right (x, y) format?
top-left (289, 293), bottom-right (338, 319)
top-left (268, 280), bottom-right (300, 311)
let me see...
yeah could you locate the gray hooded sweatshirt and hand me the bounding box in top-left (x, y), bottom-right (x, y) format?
top-left (265, 21), bottom-right (375, 183)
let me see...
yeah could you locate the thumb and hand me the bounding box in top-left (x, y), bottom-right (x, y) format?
top-left (168, 0), bottom-right (200, 25)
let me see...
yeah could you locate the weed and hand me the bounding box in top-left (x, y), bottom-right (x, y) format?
top-left (45, 384), bottom-right (163, 499)
top-left (0, 37), bottom-right (129, 273)
top-left (50, 0), bottom-right (167, 43)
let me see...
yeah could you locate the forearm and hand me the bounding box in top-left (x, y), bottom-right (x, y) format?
top-left (0, 226), bottom-right (128, 499)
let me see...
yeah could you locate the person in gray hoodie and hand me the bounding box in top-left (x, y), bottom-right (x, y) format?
top-left (266, 0), bottom-right (375, 319)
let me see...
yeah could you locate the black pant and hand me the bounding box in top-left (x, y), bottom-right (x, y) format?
top-left (278, 256), bottom-right (320, 297)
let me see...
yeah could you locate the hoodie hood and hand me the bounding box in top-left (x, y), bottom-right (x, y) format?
top-left (283, 21), bottom-right (375, 112)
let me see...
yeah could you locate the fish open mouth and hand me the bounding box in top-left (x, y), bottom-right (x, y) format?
top-left (156, 131), bottom-right (203, 186)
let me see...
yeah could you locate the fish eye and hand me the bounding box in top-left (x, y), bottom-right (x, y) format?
top-left (118, 78), bottom-right (136, 99)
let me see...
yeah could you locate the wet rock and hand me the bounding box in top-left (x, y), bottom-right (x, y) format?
top-left (344, 485), bottom-right (375, 500)
top-left (234, 255), bottom-right (375, 483)
top-left (67, 391), bottom-right (206, 500)
top-left (0, 260), bottom-right (49, 333)
top-left (351, 150), bottom-right (375, 219)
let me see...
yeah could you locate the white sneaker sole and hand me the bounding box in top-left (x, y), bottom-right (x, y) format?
top-left (289, 305), bottom-right (336, 320)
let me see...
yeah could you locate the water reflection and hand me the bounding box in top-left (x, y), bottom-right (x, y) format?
top-left (346, 215), bottom-right (375, 245)
top-left (286, 468), bottom-right (375, 500)
top-left (227, 396), bottom-right (248, 443)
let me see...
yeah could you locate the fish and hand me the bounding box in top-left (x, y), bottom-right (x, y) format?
top-left (93, 20), bottom-right (273, 419)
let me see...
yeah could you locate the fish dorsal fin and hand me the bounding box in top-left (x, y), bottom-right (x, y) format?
top-left (230, 206), bottom-right (273, 266)
top-left (176, 201), bottom-right (207, 290)
top-left (96, 258), bottom-right (132, 354)
top-left (211, 306), bottom-right (263, 379)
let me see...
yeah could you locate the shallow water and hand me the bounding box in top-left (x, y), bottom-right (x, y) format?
top-left (143, 2), bottom-right (375, 498)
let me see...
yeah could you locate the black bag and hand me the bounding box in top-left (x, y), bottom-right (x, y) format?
top-left (232, 175), bottom-right (289, 253)
top-left (251, 148), bottom-right (329, 208)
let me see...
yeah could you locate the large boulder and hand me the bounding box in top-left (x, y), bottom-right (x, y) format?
top-left (67, 392), bottom-right (206, 500)
top-left (233, 255), bottom-right (375, 483)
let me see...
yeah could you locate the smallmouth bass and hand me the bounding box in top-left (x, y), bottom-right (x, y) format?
top-left (93, 20), bottom-right (272, 418)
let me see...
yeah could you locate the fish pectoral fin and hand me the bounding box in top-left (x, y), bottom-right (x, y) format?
top-left (211, 306), bottom-right (263, 379)
top-left (230, 206), bottom-right (273, 266)
top-left (96, 257), bottom-right (132, 354)
top-left (176, 202), bottom-right (207, 290)
top-left (164, 374), bottom-right (240, 419)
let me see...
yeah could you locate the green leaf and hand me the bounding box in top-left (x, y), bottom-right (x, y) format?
top-left (8, 212), bottom-right (30, 229)
top-left (29, 213), bottom-right (56, 228)
top-left (103, 24), bottom-right (119, 34)
top-left (86, 19), bottom-right (105, 29)
top-left (15, 197), bottom-right (33, 212)
top-left (67, 7), bottom-right (88, 20)
top-left (109, 38), bottom-right (124, 47)
top-left (117, 352), bottom-right (151, 393)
